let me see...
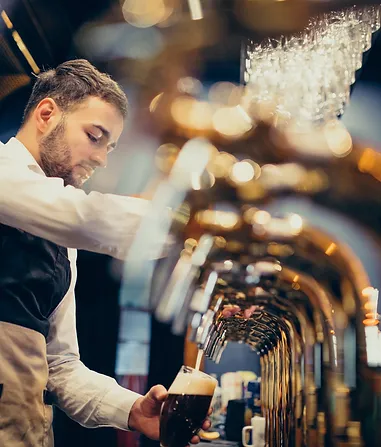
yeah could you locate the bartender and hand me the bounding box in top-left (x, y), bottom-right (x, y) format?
top-left (0, 59), bottom-right (211, 446)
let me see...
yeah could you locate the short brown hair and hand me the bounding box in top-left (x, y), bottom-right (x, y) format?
top-left (22, 59), bottom-right (128, 123)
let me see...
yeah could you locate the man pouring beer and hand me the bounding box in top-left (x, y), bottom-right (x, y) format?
top-left (0, 59), bottom-right (212, 446)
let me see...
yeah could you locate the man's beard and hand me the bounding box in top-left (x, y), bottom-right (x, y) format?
top-left (39, 118), bottom-right (78, 187)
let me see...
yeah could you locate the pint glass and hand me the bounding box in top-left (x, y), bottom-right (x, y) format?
top-left (160, 366), bottom-right (217, 447)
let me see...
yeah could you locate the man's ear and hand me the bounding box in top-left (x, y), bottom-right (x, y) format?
top-left (34, 98), bottom-right (61, 133)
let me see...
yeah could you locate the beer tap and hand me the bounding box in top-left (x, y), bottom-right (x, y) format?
top-left (121, 138), bottom-right (212, 308)
top-left (188, 273), bottom-right (221, 347)
top-left (210, 329), bottom-right (228, 363)
top-left (190, 262), bottom-right (237, 345)
top-left (212, 338), bottom-right (228, 364)
top-left (204, 320), bottom-right (227, 357)
top-left (155, 234), bottom-right (214, 323)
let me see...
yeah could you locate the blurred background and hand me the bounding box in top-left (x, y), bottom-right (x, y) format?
top-left (1, 1), bottom-right (381, 447)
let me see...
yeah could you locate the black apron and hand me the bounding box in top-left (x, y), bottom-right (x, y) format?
top-left (0, 224), bottom-right (71, 446)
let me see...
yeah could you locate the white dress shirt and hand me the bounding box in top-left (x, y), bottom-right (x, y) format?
top-left (0, 137), bottom-right (163, 430)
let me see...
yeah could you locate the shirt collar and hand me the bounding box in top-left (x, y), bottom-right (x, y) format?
top-left (4, 137), bottom-right (46, 176)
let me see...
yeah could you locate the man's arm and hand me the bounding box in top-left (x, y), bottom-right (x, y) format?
top-left (46, 284), bottom-right (209, 439)
top-left (47, 251), bottom-right (211, 439)
top-left (46, 264), bottom-right (141, 429)
top-left (0, 156), bottom-right (167, 260)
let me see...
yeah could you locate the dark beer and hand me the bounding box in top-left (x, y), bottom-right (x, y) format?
top-left (160, 370), bottom-right (216, 447)
top-left (160, 393), bottom-right (212, 447)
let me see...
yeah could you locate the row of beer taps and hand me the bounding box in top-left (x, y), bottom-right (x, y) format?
top-left (113, 1), bottom-right (381, 445)
top-left (123, 112), bottom-right (381, 445)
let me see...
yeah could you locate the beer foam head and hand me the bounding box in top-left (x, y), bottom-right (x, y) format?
top-left (168, 373), bottom-right (217, 396)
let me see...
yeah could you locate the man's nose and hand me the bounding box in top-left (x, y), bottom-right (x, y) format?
top-left (90, 148), bottom-right (108, 168)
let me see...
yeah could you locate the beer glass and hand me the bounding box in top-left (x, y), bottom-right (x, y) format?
top-left (160, 365), bottom-right (217, 447)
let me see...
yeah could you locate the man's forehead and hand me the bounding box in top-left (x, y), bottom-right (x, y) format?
top-left (75, 96), bottom-right (122, 117)
top-left (74, 97), bottom-right (124, 136)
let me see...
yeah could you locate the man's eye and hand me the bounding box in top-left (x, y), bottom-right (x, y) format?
top-left (87, 133), bottom-right (99, 143)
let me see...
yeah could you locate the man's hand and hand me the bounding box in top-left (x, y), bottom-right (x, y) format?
top-left (128, 385), bottom-right (212, 444)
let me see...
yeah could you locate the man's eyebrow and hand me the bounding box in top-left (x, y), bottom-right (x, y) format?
top-left (93, 124), bottom-right (117, 149)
